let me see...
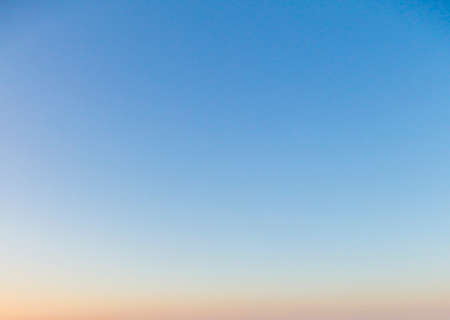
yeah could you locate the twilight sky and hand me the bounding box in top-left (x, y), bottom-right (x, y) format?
top-left (1, 1), bottom-right (449, 319)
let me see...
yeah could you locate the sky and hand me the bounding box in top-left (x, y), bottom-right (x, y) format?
top-left (1, 1), bottom-right (449, 319)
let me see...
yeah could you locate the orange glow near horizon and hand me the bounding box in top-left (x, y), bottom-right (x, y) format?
top-left (2, 287), bottom-right (450, 320)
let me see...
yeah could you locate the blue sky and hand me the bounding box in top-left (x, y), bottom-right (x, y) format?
top-left (1, 1), bottom-right (450, 318)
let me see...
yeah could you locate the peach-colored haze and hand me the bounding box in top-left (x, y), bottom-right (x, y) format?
top-left (2, 288), bottom-right (450, 320)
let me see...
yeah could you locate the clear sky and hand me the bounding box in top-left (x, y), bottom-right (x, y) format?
top-left (1, 1), bottom-right (449, 319)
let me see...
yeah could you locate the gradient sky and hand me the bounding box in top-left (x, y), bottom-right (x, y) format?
top-left (1, 1), bottom-right (450, 319)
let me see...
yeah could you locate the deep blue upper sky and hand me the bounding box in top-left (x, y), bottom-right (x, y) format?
top-left (2, 0), bottom-right (450, 293)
